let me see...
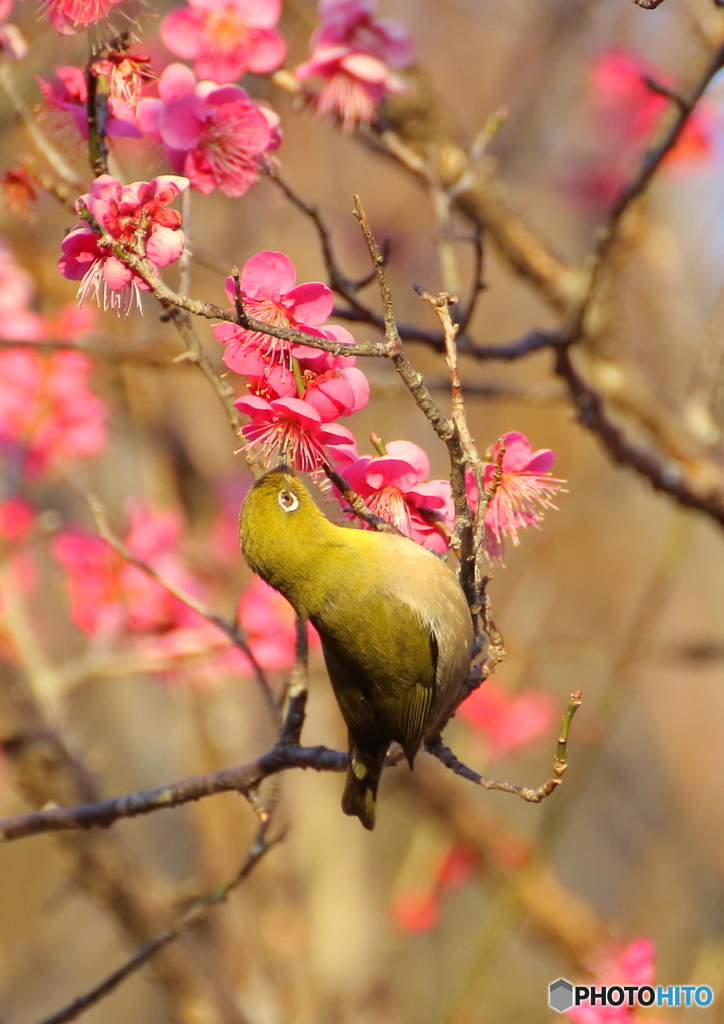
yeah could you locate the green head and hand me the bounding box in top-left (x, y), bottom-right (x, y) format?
top-left (240, 469), bottom-right (337, 614)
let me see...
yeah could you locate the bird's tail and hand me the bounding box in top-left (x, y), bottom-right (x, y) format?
top-left (341, 740), bottom-right (384, 830)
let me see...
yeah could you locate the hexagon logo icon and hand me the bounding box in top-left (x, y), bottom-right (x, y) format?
top-left (549, 979), bottom-right (574, 1012)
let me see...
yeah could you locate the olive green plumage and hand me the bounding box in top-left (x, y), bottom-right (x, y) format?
top-left (240, 469), bottom-right (474, 830)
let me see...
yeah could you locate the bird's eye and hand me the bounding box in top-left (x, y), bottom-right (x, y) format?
top-left (278, 489), bottom-right (299, 513)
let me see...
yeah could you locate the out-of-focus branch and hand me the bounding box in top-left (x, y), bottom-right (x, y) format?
top-left (0, 570), bottom-right (252, 1024)
top-left (369, 125), bottom-right (583, 313)
top-left (406, 755), bottom-right (609, 968)
top-left (33, 827), bottom-right (282, 1024)
top-left (86, 493), bottom-right (280, 724)
top-left (0, 63), bottom-right (83, 188)
top-left (552, 347), bottom-right (724, 529)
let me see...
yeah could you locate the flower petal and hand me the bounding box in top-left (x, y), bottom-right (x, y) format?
top-left (241, 251), bottom-right (296, 300)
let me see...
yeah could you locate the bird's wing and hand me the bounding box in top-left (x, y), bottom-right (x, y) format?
top-left (314, 590), bottom-right (436, 766)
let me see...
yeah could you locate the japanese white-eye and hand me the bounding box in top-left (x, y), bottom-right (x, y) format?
top-left (240, 469), bottom-right (474, 830)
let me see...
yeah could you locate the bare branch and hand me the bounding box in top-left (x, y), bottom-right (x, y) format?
top-left (0, 742), bottom-right (347, 842)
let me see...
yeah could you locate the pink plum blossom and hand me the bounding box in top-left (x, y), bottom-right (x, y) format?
top-left (245, 347), bottom-right (369, 422)
top-left (160, 0), bottom-right (286, 84)
top-left (470, 431), bottom-right (565, 565)
top-left (0, 349), bottom-right (106, 476)
top-left (333, 439), bottom-right (454, 553)
top-left (57, 174), bottom-right (188, 314)
top-left (38, 63), bottom-right (144, 139)
top-left (457, 681), bottom-right (557, 759)
top-left (0, 238), bottom-right (46, 342)
top-left (40, 0), bottom-right (124, 35)
top-left (137, 64), bottom-right (279, 197)
top-left (567, 940), bottom-right (662, 1024)
top-left (296, 0), bottom-right (413, 131)
top-left (214, 250), bottom-right (354, 372)
top-left (235, 394), bottom-right (355, 472)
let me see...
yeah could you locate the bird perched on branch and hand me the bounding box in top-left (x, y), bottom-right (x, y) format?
top-left (240, 468), bottom-right (474, 830)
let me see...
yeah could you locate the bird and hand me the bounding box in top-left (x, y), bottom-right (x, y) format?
top-left (240, 468), bottom-right (474, 830)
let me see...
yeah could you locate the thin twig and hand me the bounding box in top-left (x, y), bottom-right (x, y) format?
top-left (426, 690), bottom-right (582, 802)
top-left (415, 287), bottom-right (478, 569)
top-left (178, 188), bottom-right (193, 297)
top-left (458, 226), bottom-right (486, 334)
top-left (321, 462), bottom-right (401, 533)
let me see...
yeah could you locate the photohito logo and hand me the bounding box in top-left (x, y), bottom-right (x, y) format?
top-left (548, 979), bottom-right (714, 1013)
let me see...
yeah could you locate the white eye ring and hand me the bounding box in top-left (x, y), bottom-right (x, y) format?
top-left (278, 489), bottom-right (299, 513)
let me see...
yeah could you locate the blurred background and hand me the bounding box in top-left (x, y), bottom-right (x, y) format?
top-left (2, 0), bottom-right (724, 1021)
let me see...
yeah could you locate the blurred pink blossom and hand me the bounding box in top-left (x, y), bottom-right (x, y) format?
top-left (0, 497), bottom-right (35, 543)
top-left (40, 0), bottom-right (124, 35)
top-left (160, 0), bottom-right (286, 83)
top-left (0, 168), bottom-right (38, 217)
top-left (0, 349), bottom-right (106, 476)
top-left (0, 238), bottom-right (46, 342)
top-left (296, 0), bottom-right (413, 131)
top-left (52, 501), bottom-right (202, 640)
top-left (393, 843), bottom-right (479, 934)
top-left (38, 64), bottom-right (144, 139)
top-left (236, 575), bottom-right (319, 673)
top-left (469, 431), bottom-right (565, 565)
top-left (235, 394), bottom-right (354, 472)
top-left (0, 0), bottom-right (26, 58)
top-left (47, 303), bottom-right (97, 341)
top-left (393, 889), bottom-right (439, 933)
top-left (581, 50), bottom-right (716, 206)
top-left (333, 439), bottom-right (454, 553)
top-left (215, 250), bottom-right (354, 371)
top-left (457, 681), bottom-right (557, 759)
top-left (57, 174), bottom-right (188, 314)
top-left (568, 940), bottom-right (662, 1024)
top-left (137, 64), bottom-right (279, 197)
